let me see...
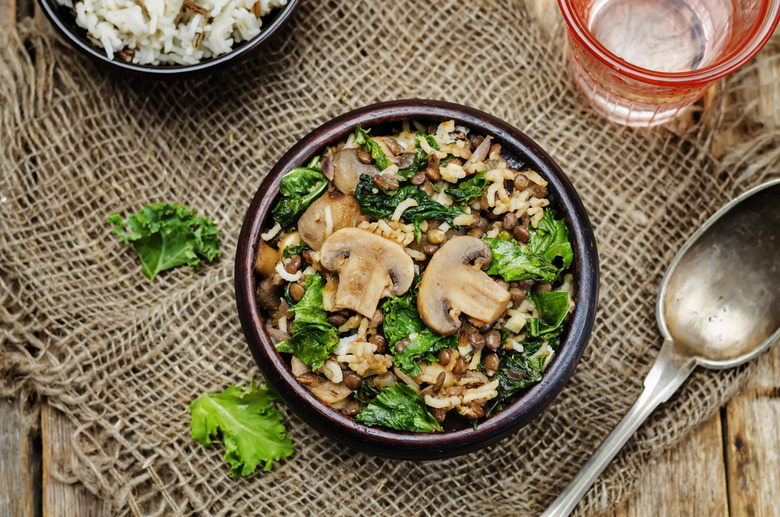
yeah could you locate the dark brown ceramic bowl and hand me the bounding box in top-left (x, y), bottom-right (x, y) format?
top-left (236, 99), bottom-right (599, 460)
top-left (36, 0), bottom-right (299, 77)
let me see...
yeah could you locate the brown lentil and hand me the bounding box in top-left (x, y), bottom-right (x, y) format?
top-left (468, 212), bottom-right (482, 228)
top-left (509, 288), bottom-right (527, 302)
top-left (468, 330), bottom-right (486, 351)
top-left (485, 330), bottom-right (502, 351)
top-left (327, 314), bottom-right (347, 326)
top-left (471, 134), bottom-right (484, 149)
top-left (284, 254), bottom-right (301, 273)
top-left (384, 137), bottom-right (404, 155)
top-left (502, 212), bottom-right (518, 230)
top-left (357, 150), bottom-right (373, 164)
top-left (289, 283), bottom-right (306, 303)
top-left (534, 282), bottom-right (553, 293)
top-left (513, 173), bottom-right (529, 191)
top-left (373, 174), bottom-right (399, 191)
top-left (453, 356), bottom-right (468, 374)
top-left (395, 338), bottom-right (410, 353)
top-left (438, 348), bottom-right (452, 366)
top-left (369, 309), bottom-right (384, 328)
top-left (423, 244), bottom-right (439, 255)
top-left (410, 171), bottom-right (426, 185)
top-left (296, 373), bottom-right (321, 387)
top-left (513, 225), bottom-right (530, 243)
top-left (369, 334), bottom-right (388, 353)
top-left (468, 227), bottom-right (485, 239)
top-left (529, 184), bottom-right (549, 198)
top-left (302, 249), bottom-right (316, 264)
top-left (420, 180), bottom-right (435, 197)
top-left (344, 372), bottom-right (362, 390)
top-left (484, 353), bottom-right (500, 374)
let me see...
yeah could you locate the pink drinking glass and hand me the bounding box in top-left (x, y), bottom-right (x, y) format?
top-left (559, 0), bottom-right (780, 126)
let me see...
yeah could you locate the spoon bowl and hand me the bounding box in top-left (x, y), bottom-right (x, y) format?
top-left (659, 181), bottom-right (780, 366)
top-left (543, 178), bottom-right (780, 516)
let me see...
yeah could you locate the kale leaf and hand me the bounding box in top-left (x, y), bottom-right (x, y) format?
top-left (353, 125), bottom-right (394, 171)
top-left (355, 383), bottom-right (442, 433)
top-left (276, 272), bottom-right (339, 370)
top-left (188, 379), bottom-right (293, 477)
top-left (282, 241), bottom-right (311, 259)
top-left (445, 172), bottom-right (489, 204)
top-left (355, 174), bottom-right (464, 240)
top-left (271, 167), bottom-right (328, 232)
top-left (527, 209), bottom-right (574, 275)
top-left (526, 291), bottom-right (570, 339)
top-left (484, 236), bottom-right (559, 283)
top-left (107, 203), bottom-right (220, 281)
top-left (382, 280), bottom-right (456, 376)
top-left (397, 132), bottom-right (441, 180)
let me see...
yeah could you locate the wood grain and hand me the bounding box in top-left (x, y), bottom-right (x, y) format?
top-left (0, 398), bottom-right (42, 517)
top-left (724, 345), bottom-right (780, 517)
top-left (607, 414), bottom-right (730, 517)
top-left (41, 403), bottom-right (105, 517)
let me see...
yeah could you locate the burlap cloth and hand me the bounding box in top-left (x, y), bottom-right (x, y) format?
top-left (1, 1), bottom-right (779, 515)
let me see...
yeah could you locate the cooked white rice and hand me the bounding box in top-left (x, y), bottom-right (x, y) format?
top-left (56, 0), bottom-right (287, 65)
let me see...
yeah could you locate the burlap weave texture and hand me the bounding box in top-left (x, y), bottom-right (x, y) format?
top-left (1, 1), bottom-right (779, 515)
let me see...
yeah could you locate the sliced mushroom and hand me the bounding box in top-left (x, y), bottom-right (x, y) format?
top-left (297, 190), bottom-right (362, 250)
top-left (418, 236), bottom-right (510, 335)
top-left (319, 228), bottom-right (415, 318)
top-left (254, 240), bottom-right (279, 277)
top-left (256, 276), bottom-right (282, 311)
top-left (308, 379), bottom-right (352, 404)
top-left (323, 148), bottom-right (380, 195)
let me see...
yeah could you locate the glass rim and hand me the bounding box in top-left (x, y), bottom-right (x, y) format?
top-left (558, 0), bottom-right (780, 86)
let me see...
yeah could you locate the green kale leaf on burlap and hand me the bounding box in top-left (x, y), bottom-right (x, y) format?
top-left (107, 203), bottom-right (220, 281)
top-left (189, 380), bottom-right (293, 477)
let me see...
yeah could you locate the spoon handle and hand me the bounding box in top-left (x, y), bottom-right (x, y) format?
top-left (541, 339), bottom-right (696, 517)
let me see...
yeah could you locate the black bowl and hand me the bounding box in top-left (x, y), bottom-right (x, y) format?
top-left (37, 0), bottom-right (299, 77)
top-left (235, 99), bottom-right (599, 460)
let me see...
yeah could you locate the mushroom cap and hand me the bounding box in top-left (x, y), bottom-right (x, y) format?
top-left (319, 228), bottom-right (415, 317)
top-left (297, 190), bottom-right (362, 250)
top-left (418, 236), bottom-right (510, 336)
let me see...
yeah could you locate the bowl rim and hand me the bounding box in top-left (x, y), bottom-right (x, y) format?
top-left (36, 0), bottom-right (300, 76)
top-left (235, 99), bottom-right (599, 459)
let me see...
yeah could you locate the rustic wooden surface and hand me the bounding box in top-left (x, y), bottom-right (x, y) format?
top-left (1, 3), bottom-right (779, 516)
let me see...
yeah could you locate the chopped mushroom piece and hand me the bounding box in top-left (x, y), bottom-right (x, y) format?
top-left (319, 228), bottom-right (415, 318)
top-left (254, 240), bottom-right (279, 277)
top-left (297, 190), bottom-right (362, 250)
top-left (322, 148), bottom-right (381, 195)
top-left (417, 236), bottom-right (510, 335)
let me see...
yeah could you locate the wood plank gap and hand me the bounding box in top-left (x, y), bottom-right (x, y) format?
top-left (719, 406), bottom-right (733, 517)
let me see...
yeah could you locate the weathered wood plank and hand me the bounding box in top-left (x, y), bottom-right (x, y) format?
top-left (607, 413), bottom-right (729, 517)
top-left (0, 397), bottom-right (42, 517)
top-left (41, 403), bottom-right (105, 517)
top-left (724, 344), bottom-right (780, 517)
top-left (0, 0), bottom-right (17, 26)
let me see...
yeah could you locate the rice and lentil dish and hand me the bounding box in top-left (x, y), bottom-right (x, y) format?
top-left (256, 120), bottom-right (575, 432)
top-left (55, 0), bottom-right (287, 65)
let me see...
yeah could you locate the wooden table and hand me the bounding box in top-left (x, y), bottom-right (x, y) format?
top-left (1, 2), bottom-right (779, 516)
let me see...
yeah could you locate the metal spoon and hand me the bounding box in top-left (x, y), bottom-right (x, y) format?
top-left (542, 179), bottom-right (780, 517)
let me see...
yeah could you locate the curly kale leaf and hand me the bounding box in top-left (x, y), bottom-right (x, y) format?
top-left (188, 380), bottom-right (293, 477)
top-left (445, 172), bottom-right (489, 204)
top-left (382, 280), bottom-right (456, 376)
top-left (355, 174), bottom-right (464, 240)
top-left (276, 272), bottom-right (338, 370)
top-left (107, 203), bottom-right (220, 281)
top-left (355, 383), bottom-right (442, 433)
top-left (271, 167), bottom-right (328, 232)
